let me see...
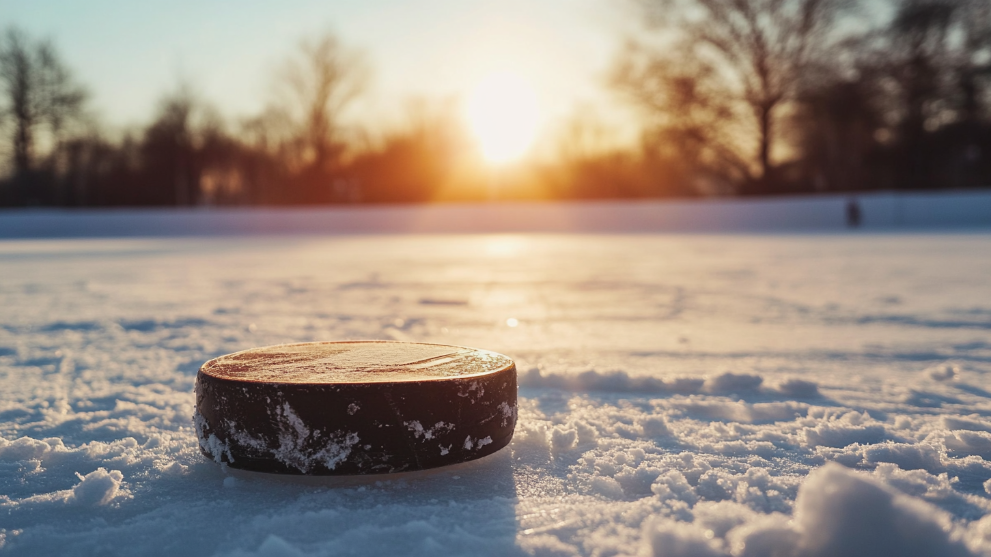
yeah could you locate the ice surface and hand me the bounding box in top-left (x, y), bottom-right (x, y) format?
top-left (2, 190), bottom-right (991, 239)
top-left (2, 207), bottom-right (991, 555)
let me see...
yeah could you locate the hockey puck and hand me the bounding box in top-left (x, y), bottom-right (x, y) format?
top-left (194, 341), bottom-right (518, 475)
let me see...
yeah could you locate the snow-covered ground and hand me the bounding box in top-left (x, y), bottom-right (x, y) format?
top-left (2, 198), bottom-right (991, 556)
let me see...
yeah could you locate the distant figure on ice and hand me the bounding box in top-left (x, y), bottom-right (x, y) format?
top-left (846, 198), bottom-right (861, 228)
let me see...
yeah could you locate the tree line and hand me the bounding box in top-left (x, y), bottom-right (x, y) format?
top-left (1, 0), bottom-right (990, 207)
top-left (615, 0), bottom-right (991, 195)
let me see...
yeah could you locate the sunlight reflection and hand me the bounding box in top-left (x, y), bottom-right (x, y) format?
top-left (466, 72), bottom-right (540, 164)
top-left (485, 235), bottom-right (526, 257)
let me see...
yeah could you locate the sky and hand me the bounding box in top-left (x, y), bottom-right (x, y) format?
top-left (0, 0), bottom-right (642, 151)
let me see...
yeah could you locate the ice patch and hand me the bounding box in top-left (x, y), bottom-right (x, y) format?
top-left (405, 420), bottom-right (454, 441)
top-left (456, 380), bottom-right (485, 403)
top-left (496, 401), bottom-right (517, 427)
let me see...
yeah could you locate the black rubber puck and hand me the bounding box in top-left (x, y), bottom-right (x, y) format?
top-left (194, 341), bottom-right (518, 475)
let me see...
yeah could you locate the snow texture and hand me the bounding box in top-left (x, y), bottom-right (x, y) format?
top-left (2, 201), bottom-right (991, 556)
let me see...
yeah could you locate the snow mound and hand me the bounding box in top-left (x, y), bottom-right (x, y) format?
top-left (643, 464), bottom-right (974, 557)
top-left (69, 468), bottom-right (126, 506)
top-left (520, 369), bottom-right (820, 399)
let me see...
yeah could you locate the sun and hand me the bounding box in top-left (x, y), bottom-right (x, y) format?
top-left (465, 72), bottom-right (540, 164)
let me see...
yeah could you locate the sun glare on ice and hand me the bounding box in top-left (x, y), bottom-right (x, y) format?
top-left (466, 72), bottom-right (540, 164)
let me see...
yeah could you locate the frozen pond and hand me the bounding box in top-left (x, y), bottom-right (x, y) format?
top-left (2, 232), bottom-right (991, 556)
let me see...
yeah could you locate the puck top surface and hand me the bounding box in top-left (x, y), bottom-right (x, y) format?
top-left (199, 341), bottom-right (513, 384)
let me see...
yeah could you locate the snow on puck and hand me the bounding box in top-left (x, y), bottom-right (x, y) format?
top-left (194, 341), bottom-right (518, 475)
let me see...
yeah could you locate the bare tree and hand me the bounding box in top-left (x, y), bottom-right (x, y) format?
top-left (0, 27), bottom-right (86, 177)
top-left (952, 0), bottom-right (991, 123)
top-left (876, 0), bottom-right (991, 134)
top-left (614, 0), bottom-right (851, 191)
top-left (272, 32), bottom-right (368, 177)
top-left (140, 88), bottom-right (200, 206)
top-left (849, 0), bottom-right (991, 189)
